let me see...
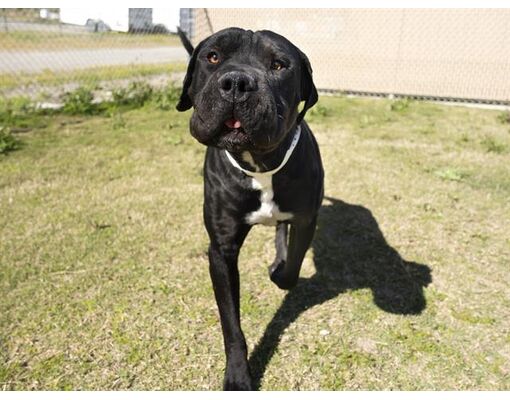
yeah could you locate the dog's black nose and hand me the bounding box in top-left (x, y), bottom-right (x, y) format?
top-left (218, 71), bottom-right (257, 102)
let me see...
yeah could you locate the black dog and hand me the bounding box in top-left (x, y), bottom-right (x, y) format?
top-left (176, 27), bottom-right (324, 390)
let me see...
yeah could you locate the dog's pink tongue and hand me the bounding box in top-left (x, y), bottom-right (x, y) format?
top-left (225, 119), bottom-right (242, 129)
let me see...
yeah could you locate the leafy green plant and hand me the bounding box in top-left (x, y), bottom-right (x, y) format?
top-left (0, 97), bottom-right (47, 132)
top-left (112, 81), bottom-right (153, 108)
top-left (62, 87), bottom-right (96, 115)
top-left (0, 97), bottom-right (36, 125)
top-left (0, 126), bottom-right (20, 154)
top-left (153, 84), bottom-right (180, 110)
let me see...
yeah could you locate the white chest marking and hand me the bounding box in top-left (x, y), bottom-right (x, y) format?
top-left (224, 127), bottom-right (301, 226)
top-left (245, 175), bottom-right (293, 226)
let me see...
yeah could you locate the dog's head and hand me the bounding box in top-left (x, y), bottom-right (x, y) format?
top-left (176, 27), bottom-right (318, 154)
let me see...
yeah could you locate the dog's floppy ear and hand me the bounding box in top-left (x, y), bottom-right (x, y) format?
top-left (297, 49), bottom-right (318, 123)
top-left (176, 40), bottom-right (204, 112)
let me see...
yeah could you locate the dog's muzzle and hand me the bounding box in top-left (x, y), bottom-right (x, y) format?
top-left (218, 71), bottom-right (258, 103)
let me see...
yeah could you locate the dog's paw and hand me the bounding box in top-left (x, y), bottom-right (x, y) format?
top-left (223, 377), bottom-right (253, 391)
top-left (269, 261), bottom-right (298, 290)
top-left (223, 362), bottom-right (253, 391)
top-left (268, 259), bottom-right (285, 277)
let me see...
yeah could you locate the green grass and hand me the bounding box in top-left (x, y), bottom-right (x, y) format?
top-left (1, 95), bottom-right (509, 390)
top-left (0, 62), bottom-right (186, 92)
top-left (0, 31), bottom-right (181, 52)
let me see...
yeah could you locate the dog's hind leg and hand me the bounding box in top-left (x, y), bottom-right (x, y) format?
top-left (269, 216), bottom-right (317, 290)
top-left (268, 222), bottom-right (288, 279)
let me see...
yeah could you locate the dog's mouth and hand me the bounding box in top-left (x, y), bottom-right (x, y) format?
top-left (224, 118), bottom-right (242, 130)
top-left (216, 117), bottom-right (252, 151)
top-left (222, 118), bottom-right (248, 138)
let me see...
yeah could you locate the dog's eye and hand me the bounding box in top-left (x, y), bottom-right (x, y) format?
top-left (207, 51), bottom-right (220, 65)
top-left (270, 60), bottom-right (284, 71)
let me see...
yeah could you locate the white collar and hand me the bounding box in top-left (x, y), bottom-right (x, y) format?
top-left (224, 126), bottom-right (302, 177)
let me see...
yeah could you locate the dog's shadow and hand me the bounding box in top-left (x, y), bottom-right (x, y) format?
top-left (248, 196), bottom-right (432, 389)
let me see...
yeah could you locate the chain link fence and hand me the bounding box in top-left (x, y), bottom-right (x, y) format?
top-left (0, 8), bottom-right (187, 102)
top-left (190, 8), bottom-right (510, 105)
top-left (2, 8), bottom-right (510, 105)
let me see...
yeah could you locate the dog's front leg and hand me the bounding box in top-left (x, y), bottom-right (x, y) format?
top-left (208, 225), bottom-right (253, 391)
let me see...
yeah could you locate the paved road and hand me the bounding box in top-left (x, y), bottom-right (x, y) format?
top-left (0, 46), bottom-right (188, 74)
top-left (0, 21), bottom-right (89, 34)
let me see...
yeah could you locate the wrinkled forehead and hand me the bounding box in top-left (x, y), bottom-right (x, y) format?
top-left (202, 28), bottom-right (298, 59)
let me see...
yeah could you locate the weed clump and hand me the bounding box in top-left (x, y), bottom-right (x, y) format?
top-left (390, 98), bottom-right (411, 112)
top-left (0, 96), bottom-right (36, 125)
top-left (153, 84), bottom-right (180, 110)
top-left (112, 81), bottom-right (153, 108)
top-left (62, 87), bottom-right (96, 115)
top-left (0, 126), bottom-right (20, 154)
top-left (310, 104), bottom-right (330, 118)
top-left (481, 136), bottom-right (506, 154)
top-left (434, 167), bottom-right (469, 182)
top-left (496, 111), bottom-right (510, 125)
